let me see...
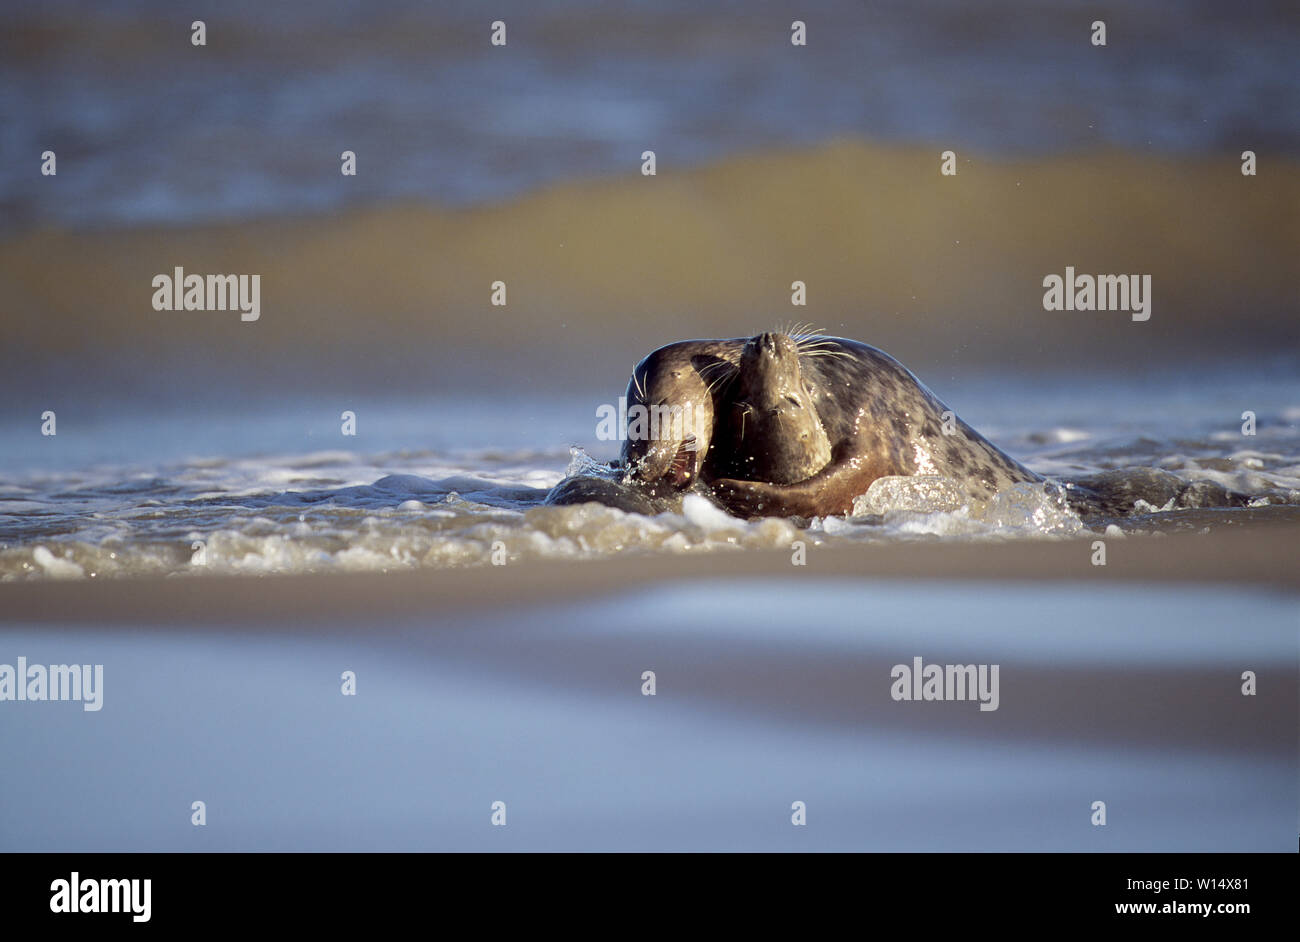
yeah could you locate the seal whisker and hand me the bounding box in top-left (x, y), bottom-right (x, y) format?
top-left (737, 404), bottom-right (753, 442)
top-left (705, 373), bottom-right (736, 396)
top-left (782, 321), bottom-right (819, 343)
top-left (698, 359), bottom-right (739, 396)
top-left (800, 348), bottom-right (852, 361)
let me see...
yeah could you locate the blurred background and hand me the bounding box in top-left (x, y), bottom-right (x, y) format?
top-left (2, 0), bottom-right (1297, 418)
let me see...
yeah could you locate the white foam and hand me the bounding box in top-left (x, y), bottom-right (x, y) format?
top-left (31, 545), bottom-right (85, 579)
top-left (681, 493), bottom-right (740, 531)
top-left (1, 409), bottom-right (1296, 581)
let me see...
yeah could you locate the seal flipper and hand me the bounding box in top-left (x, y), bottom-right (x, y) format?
top-left (711, 456), bottom-right (887, 518)
top-left (544, 476), bottom-right (671, 514)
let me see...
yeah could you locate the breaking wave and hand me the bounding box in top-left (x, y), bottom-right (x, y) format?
top-left (3, 431), bottom-right (1297, 581)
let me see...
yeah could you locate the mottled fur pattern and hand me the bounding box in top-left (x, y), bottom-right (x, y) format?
top-left (706, 336), bottom-right (1040, 516)
top-left (614, 333), bottom-right (1039, 517)
top-left (546, 331), bottom-right (1255, 520)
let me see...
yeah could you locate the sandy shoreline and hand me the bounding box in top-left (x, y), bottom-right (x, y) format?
top-left (3, 523), bottom-right (1295, 627)
top-left (4, 140), bottom-right (1297, 403)
top-left (1, 526), bottom-right (1294, 852)
top-left (3, 517), bottom-right (1294, 852)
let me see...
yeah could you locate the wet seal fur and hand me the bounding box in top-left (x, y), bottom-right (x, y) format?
top-left (700, 332), bottom-right (1041, 517)
top-left (545, 329), bottom-right (1252, 519)
top-left (712, 332), bottom-right (833, 486)
top-left (548, 329), bottom-right (1039, 517)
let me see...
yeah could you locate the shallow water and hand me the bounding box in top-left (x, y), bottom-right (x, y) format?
top-left (0, 580), bottom-right (1292, 851)
top-left (3, 368), bottom-right (1297, 581)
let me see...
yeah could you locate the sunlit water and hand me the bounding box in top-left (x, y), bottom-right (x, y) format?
top-left (2, 370), bottom-right (1297, 581)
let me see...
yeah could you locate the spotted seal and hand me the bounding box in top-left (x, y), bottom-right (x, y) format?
top-left (546, 328), bottom-right (1041, 517)
top-left (700, 331), bottom-right (1040, 516)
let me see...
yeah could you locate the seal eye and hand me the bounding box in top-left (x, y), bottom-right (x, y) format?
top-left (786, 396), bottom-right (801, 408)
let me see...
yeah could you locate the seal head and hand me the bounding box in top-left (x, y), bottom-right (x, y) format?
top-left (618, 340), bottom-right (735, 493)
top-left (713, 332), bottom-right (833, 486)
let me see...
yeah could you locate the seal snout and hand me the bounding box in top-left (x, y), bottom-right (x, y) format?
top-left (745, 331), bottom-right (796, 361)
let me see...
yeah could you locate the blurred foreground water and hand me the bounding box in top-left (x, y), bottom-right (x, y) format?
top-left (0, 579), bottom-right (1293, 851)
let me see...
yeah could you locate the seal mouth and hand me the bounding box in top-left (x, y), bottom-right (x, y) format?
top-left (626, 435), bottom-right (699, 490)
top-left (667, 436), bottom-right (698, 485)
